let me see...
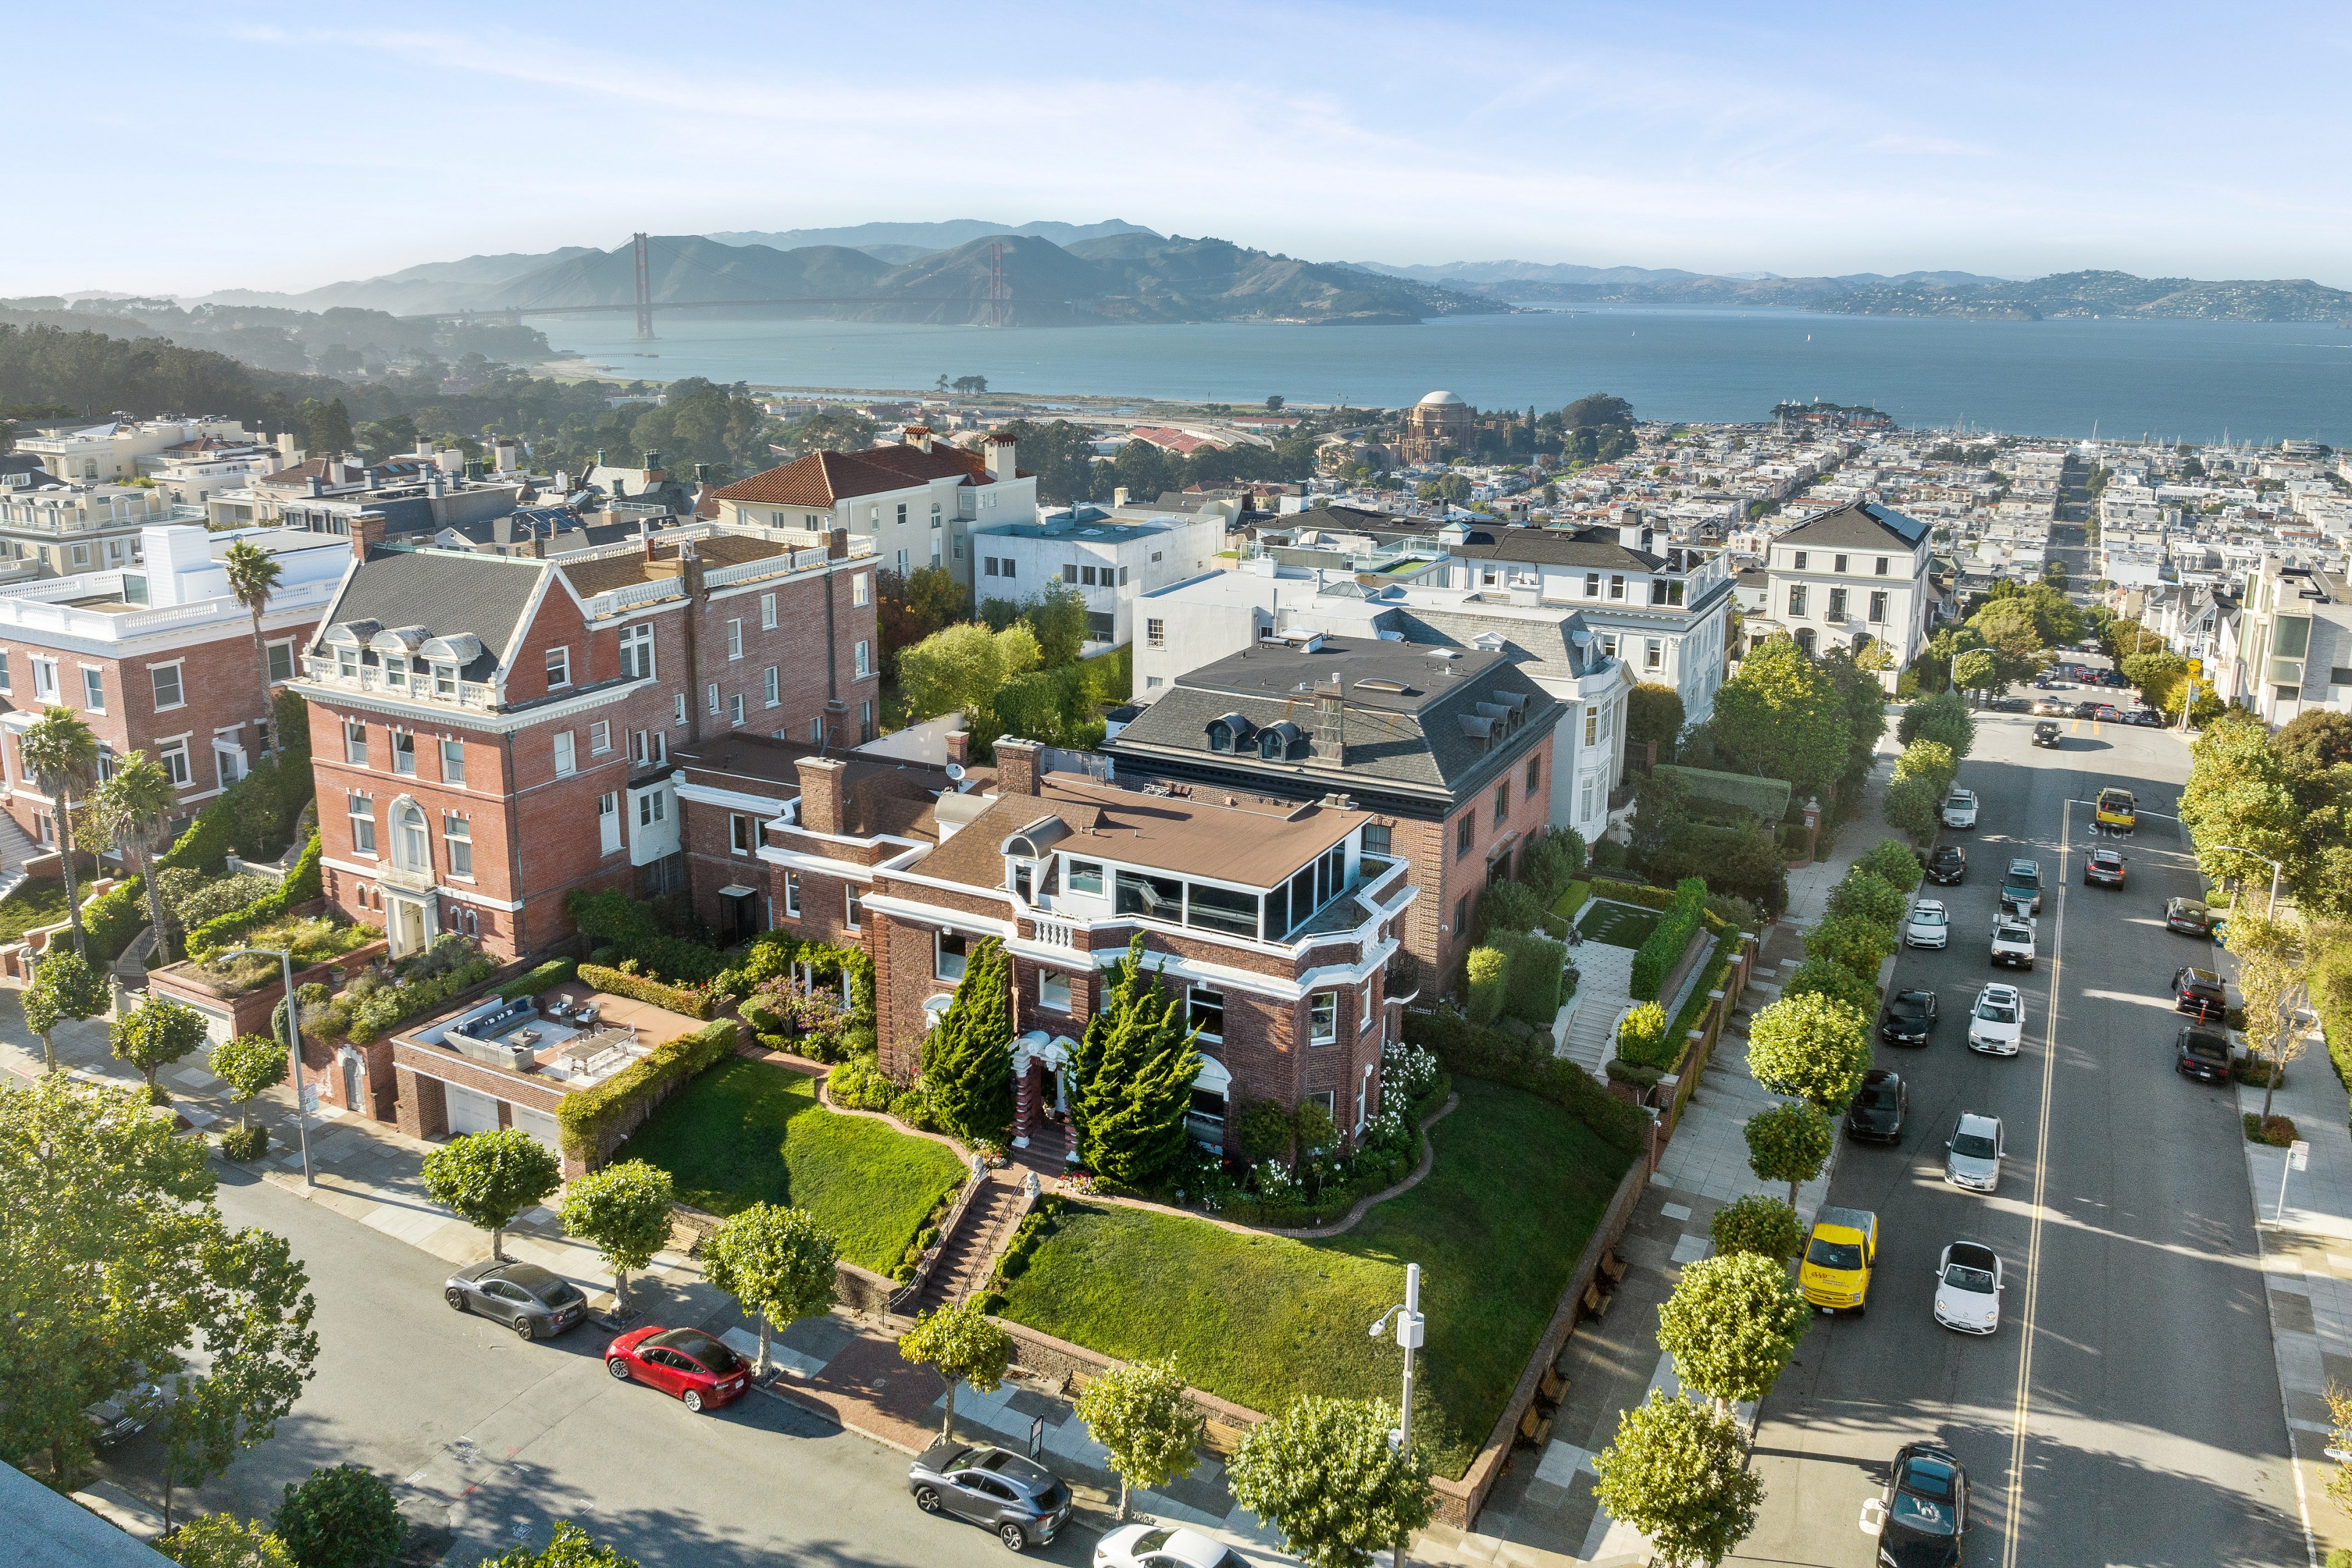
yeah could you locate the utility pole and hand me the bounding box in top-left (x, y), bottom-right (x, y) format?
top-left (632, 232), bottom-right (654, 342)
top-left (1371, 1264), bottom-right (1426, 1568)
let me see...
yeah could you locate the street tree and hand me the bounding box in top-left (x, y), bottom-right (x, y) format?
top-left (1074, 1355), bottom-right (1205, 1521)
top-left (1589, 1392), bottom-right (1763, 1568)
top-left (420, 1129), bottom-right (560, 1262)
top-left (1746, 992), bottom-right (1872, 1109)
top-left (1951, 647), bottom-right (1999, 698)
top-left (1654, 1251), bottom-right (1812, 1419)
top-left (1744, 1101), bottom-right (1834, 1212)
top-left (222, 541), bottom-right (285, 760)
top-left (702, 1203), bottom-right (839, 1374)
top-left (1825, 870), bottom-right (1905, 929)
top-left (1779, 956), bottom-right (1879, 1018)
top-left (23, 946), bottom-right (108, 1074)
top-left (83, 752), bottom-right (185, 962)
top-left (156, 1226), bottom-right (319, 1526)
top-left (210, 1033), bottom-right (290, 1152)
top-left (0, 1076), bottom-right (316, 1492)
top-left (160, 1516), bottom-right (296, 1568)
top-left (478, 1522), bottom-right (639, 1568)
top-left (921, 937), bottom-right (1016, 1144)
top-left (1897, 690), bottom-right (1975, 759)
top-left (1709, 1193), bottom-right (1803, 1262)
top-left (20, 704), bottom-right (99, 958)
top-left (272, 1464), bottom-right (404, 1568)
top-left (1966, 598), bottom-right (2045, 687)
top-left (1852, 838), bottom-right (1926, 891)
top-left (2228, 913), bottom-right (2313, 1125)
top-left (1626, 682), bottom-right (1687, 760)
top-left (557, 1161), bottom-right (676, 1311)
top-left (2180, 709), bottom-right (2299, 897)
top-left (897, 1299), bottom-right (1013, 1439)
top-left (1801, 914), bottom-right (1899, 991)
top-left (1226, 1396), bottom-right (1433, 1568)
top-left (1708, 635), bottom-right (1852, 799)
top-left (111, 995), bottom-right (210, 1096)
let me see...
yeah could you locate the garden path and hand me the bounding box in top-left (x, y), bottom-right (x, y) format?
top-left (1556, 941), bottom-right (1631, 1082)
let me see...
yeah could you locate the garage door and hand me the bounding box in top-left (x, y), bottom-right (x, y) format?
top-left (513, 1106), bottom-right (560, 1155)
top-left (447, 1084), bottom-right (500, 1137)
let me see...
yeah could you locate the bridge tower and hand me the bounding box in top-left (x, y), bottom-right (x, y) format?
top-left (632, 232), bottom-right (654, 341)
top-left (986, 240), bottom-right (1006, 329)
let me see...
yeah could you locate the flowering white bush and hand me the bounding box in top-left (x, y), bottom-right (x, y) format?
top-left (1360, 1101), bottom-right (1413, 1158)
top-left (1253, 1158), bottom-right (1297, 1197)
top-left (1381, 1038), bottom-right (1440, 1106)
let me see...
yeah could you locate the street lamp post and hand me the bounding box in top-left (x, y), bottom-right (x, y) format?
top-left (224, 945), bottom-right (310, 1187)
top-left (1370, 1263), bottom-right (1427, 1568)
top-left (2211, 846), bottom-right (2282, 920)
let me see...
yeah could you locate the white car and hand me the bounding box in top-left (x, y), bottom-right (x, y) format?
top-left (1940, 788), bottom-right (1979, 830)
top-left (1095, 1524), bottom-right (1248, 1568)
top-left (1944, 1112), bottom-right (2005, 1192)
top-left (1989, 918), bottom-right (2036, 970)
top-left (1905, 900), bottom-right (1951, 949)
top-left (1933, 1241), bottom-right (2003, 1335)
top-left (1967, 983), bottom-right (2024, 1056)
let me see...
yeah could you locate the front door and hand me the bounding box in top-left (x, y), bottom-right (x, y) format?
top-left (341, 1050), bottom-right (364, 1114)
top-left (390, 896), bottom-right (431, 957)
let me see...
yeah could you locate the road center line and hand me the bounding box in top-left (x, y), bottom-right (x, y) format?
top-left (2001, 794), bottom-right (2068, 1568)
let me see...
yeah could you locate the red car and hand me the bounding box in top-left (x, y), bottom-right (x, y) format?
top-left (606, 1326), bottom-right (752, 1412)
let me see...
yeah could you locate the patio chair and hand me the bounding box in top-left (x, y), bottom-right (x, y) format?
top-left (542, 997), bottom-right (574, 1022)
top-left (575, 1002), bottom-right (601, 1027)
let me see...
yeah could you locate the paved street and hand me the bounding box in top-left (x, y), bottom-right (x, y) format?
top-left (1738, 695), bottom-right (2307, 1565)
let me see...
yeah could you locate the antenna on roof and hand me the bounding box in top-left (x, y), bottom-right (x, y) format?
top-left (946, 763), bottom-right (965, 782)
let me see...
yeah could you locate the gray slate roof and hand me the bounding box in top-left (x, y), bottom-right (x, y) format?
top-left (1384, 606), bottom-right (1618, 687)
top-left (1779, 500), bottom-right (1932, 550)
top-left (1104, 636), bottom-right (1561, 805)
top-left (312, 549), bottom-right (545, 680)
top-left (1450, 525), bottom-right (1665, 571)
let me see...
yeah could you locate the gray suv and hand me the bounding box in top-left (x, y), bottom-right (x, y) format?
top-left (908, 1439), bottom-right (1071, 1551)
top-left (444, 1260), bottom-right (589, 1340)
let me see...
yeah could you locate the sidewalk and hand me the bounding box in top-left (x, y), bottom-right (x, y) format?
top-left (2241, 1048), bottom-right (2352, 1562)
top-left (0, 993), bottom-right (1299, 1565)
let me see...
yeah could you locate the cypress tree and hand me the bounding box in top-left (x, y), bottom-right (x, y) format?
top-left (924, 937), bottom-right (1014, 1142)
top-left (1072, 941), bottom-right (1202, 1187)
top-left (1071, 935), bottom-right (1149, 1158)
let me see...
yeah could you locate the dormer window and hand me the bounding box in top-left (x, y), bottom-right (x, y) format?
top-left (337, 647), bottom-right (358, 679)
top-left (383, 655), bottom-right (408, 690)
top-left (1256, 720), bottom-right (1307, 761)
top-left (1205, 713), bottom-right (1255, 753)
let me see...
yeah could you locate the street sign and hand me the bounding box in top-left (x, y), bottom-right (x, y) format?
top-left (2291, 1140), bottom-right (2310, 1171)
top-left (2187, 658), bottom-right (2204, 678)
top-left (300, 1085), bottom-right (320, 1115)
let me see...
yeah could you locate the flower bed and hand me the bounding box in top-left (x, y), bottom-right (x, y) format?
top-left (194, 915), bottom-right (375, 995)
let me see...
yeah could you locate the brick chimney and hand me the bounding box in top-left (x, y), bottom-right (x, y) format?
top-left (679, 535), bottom-right (705, 597)
top-left (795, 756), bottom-right (846, 836)
top-left (352, 511), bottom-right (388, 562)
top-left (995, 737), bottom-right (1043, 797)
top-left (828, 527), bottom-right (849, 560)
top-left (944, 729), bottom-right (970, 767)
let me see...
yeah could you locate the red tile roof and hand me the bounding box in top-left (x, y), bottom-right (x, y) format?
top-left (713, 442), bottom-right (990, 508)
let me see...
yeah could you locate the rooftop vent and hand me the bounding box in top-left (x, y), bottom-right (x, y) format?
top-left (1355, 678), bottom-right (1409, 695)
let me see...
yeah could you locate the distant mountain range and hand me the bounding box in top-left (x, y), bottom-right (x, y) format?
top-left (1342, 258), bottom-right (2351, 320)
top-left (703, 218), bottom-right (1156, 254)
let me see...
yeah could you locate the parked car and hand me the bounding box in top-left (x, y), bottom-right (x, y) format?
top-left (1989, 696), bottom-right (2030, 712)
top-left (1861, 1442), bottom-right (1972, 1565)
top-left (1906, 899), bottom-right (1951, 949)
top-left (1845, 1069), bottom-right (1909, 1145)
top-left (606, 1327), bottom-right (751, 1414)
top-left (445, 1260), bottom-right (590, 1340)
top-left (2176, 1024), bottom-right (2233, 1085)
top-left (910, 1439), bottom-right (1074, 1553)
top-left (2032, 720), bottom-right (2062, 747)
top-left (87, 1374), bottom-right (184, 1450)
top-left (1881, 989), bottom-right (1939, 1046)
top-left (1989, 918), bottom-right (2036, 970)
top-left (2073, 700), bottom-right (2101, 719)
top-left (1968, 983), bottom-right (2025, 1056)
top-left (1943, 1113), bottom-right (2006, 1192)
top-left (2001, 859), bottom-right (2043, 914)
top-left (2165, 898), bottom-right (2216, 936)
top-left (1800, 1205), bottom-right (1879, 1313)
top-left (1093, 1524), bottom-right (1248, 1568)
top-left (2128, 707), bottom-right (2167, 727)
top-left (1940, 789), bottom-right (1979, 830)
top-left (2173, 966), bottom-right (2230, 1020)
top-left (1932, 1243), bottom-right (2005, 1336)
top-left (2084, 848), bottom-right (2127, 888)
top-left (1926, 845), bottom-right (1966, 884)
top-left (2032, 698), bottom-right (2069, 717)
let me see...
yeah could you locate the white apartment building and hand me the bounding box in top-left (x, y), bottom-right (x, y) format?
top-left (971, 508), bottom-right (1223, 648)
top-left (1440, 520), bottom-right (1734, 728)
top-left (709, 430), bottom-right (1037, 586)
top-left (2232, 559), bottom-right (2352, 725)
top-left (1134, 560), bottom-right (1372, 701)
top-left (0, 481), bottom-right (198, 579)
top-left (1749, 501), bottom-right (1935, 684)
top-left (13, 416), bottom-right (251, 484)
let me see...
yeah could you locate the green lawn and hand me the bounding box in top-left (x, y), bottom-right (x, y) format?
top-left (1577, 899), bottom-right (1659, 949)
top-left (0, 877), bottom-right (68, 943)
top-left (616, 1057), bottom-right (965, 1273)
top-left (998, 1078), bottom-right (1631, 1476)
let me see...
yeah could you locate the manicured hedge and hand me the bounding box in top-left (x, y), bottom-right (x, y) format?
top-left (497, 957), bottom-right (578, 1003)
top-left (556, 1018), bottom-right (742, 1158)
top-left (189, 832), bottom-right (322, 957)
top-left (1464, 946), bottom-right (1510, 1026)
top-left (1404, 1003), bottom-right (1649, 1155)
top-left (1587, 877), bottom-right (1679, 912)
top-left (1629, 878), bottom-right (1708, 1002)
top-left (578, 962), bottom-right (718, 1020)
top-left (1489, 927), bottom-right (1566, 1027)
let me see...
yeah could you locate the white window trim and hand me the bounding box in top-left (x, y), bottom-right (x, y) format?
top-left (148, 658), bottom-right (185, 711)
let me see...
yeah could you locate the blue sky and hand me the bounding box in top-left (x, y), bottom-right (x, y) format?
top-left (16, 1), bottom-right (2352, 295)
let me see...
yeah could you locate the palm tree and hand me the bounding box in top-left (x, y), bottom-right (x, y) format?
top-left (85, 753), bottom-right (183, 965)
top-left (19, 706), bottom-right (99, 960)
top-left (222, 540), bottom-right (284, 761)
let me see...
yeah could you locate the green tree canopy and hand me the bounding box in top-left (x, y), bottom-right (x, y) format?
top-left (1803, 913), bottom-right (1899, 988)
top-left (702, 1204), bottom-right (839, 1374)
top-left (1779, 954), bottom-right (1879, 1017)
top-left (273, 1465), bottom-right (403, 1568)
top-left (1074, 1355), bottom-right (1205, 1521)
top-left (210, 1034), bottom-right (290, 1131)
top-left (23, 947), bottom-right (108, 1075)
top-left (478, 1523), bottom-right (639, 1568)
top-left (160, 1515), bottom-right (296, 1568)
top-left (1591, 1392), bottom-right (1764, 1567)
top-left (1071, 936), bottom-right (1202, 1186)
top-left (897, 1300), bottom-right (1012, 1439)
top-left (1851, 839), bottom-right (1925, 892)
top-left (1626, 683), bottom-right (1687, 757)
top-left (420, 1129), bottom-right (560, 1262)
top-left (557, 1161), bottom-right (676, 1309)
top-left (1746, 993), bottom-right (1871, 1109)
top-left (1709, 1193), bottom-right (1803, 1261)
top-left (922, 937), bottom-right (1016, 1144)
top-left (1708, 636), bottom-right (1851, 799)
top-left (1655, 1251), bottom-right (1812, 1416)
top-left (110, 995), bottom-right (209, 1091)
top-left (1896, 689), bottom-right (1975, 758)
top-left (897, 622), bottom-right (1042, 722)
top-left (20, 704), bottom-right (99, 958)
top-left (1226, 1396), bottom-right (1434, 1568)
top-left (1744, 1101), bottom-right (1834, 1210)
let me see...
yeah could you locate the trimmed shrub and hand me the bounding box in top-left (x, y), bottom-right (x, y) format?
top-left (1783, 956), bottom-right (1880, 1017)
top-left (826, 1056), bottom-right (895, 1110)
top-left (1630, 879), bottom-right (1708, 1002)
top-left (1518, 827), bottom-right (1588, 905)
top-left (1477, 880), bottom-right (1548, 938)
top-left (497, 957), bottom-right (577, 1003)
top-left (556, 1019), bottom-right (741, 1157)
top-left (1804, 914), bottom-right (1898, 985)
top-left (1646, 823), bottom-right (1788, 916)
top-left (577, 962), bottom-right (718, 1020)
top-left (1490, 927), bottom-right (1566, 1027)
top-left (1852, 839), bottom-right (1924, 892)
top-left (1826, 871), bottom-right (1905, 929)
top-left (1615, 1001), bottom-right (1674, 1070)
top-left (219, 1123), bottom-right (269, 1161)
top-left (189, 832), bottom-right (325, 957)
top-left (1465, 945), bottom-right (1511, 1026)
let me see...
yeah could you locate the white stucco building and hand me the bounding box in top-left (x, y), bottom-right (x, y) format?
top-left (1747, 501), bottom-right (1936, 684)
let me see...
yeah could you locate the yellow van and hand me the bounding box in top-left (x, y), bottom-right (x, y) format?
top-left (1800, 1205), bottom-right (1879, 1314)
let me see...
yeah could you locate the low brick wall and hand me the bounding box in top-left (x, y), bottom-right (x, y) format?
top-left (148, 935), bottom-right (389, 1042)
top-left (668, 1200), bottom-right (898, 1317)
top-left (989, 1319), bottom-right (1268, 1458)
top-left (1662, 932), bottom-right (1758, 1133)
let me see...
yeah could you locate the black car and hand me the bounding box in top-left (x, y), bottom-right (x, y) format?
top-left (1844, 1068), bottom-right (1909, 1145)
top-left (1989, 696), bottom-right (2029, 712)
top-left (1881, 989), bottom-right (1939, 1046)
top-left (2084, 848), bottom-right (2127, 888)
top-left (2176, 1025), bottom-right (2233, 1085)
top-left (1925, 845), bottom-right (1966, 885)
top-left (1862, 1442), bottom-right (1970, 1566)
top-left (2128, 708), bottom-right (2167, 727)
top-left (908, 1440), bottom-right (1072, 1551)
top-left (445, 1260), bottom-right (589, 1340)
top-left (2173, 965), bottom-right (2229, 1020)
top-left (2032, 720), bottom-right (2062, 747)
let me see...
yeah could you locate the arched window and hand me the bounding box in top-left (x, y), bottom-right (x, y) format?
top-left (391, 799), bottom-right (430, 873)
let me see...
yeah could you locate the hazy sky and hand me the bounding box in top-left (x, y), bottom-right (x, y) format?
top-left (17, 1), bottom-right (2352, 295)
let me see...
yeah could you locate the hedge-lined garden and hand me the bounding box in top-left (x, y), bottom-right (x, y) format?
top-left (1630, 878), bottom-right (1708, 1001)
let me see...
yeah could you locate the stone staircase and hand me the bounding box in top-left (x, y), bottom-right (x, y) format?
top-left (910, 1176), bottom-right (1027, 1314)
top-left (0, 809), bottom-right (39, 903)
top-left (1555, 941), bottom-right (1635, 1082)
